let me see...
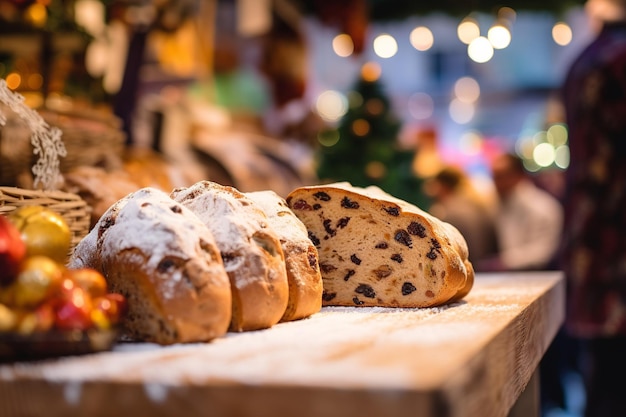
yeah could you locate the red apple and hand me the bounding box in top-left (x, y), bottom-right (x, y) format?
top-left (93, 293), bottom-right (127, 324)
top-left (53, 281), bottom-right (93, 331)
top-left (0, 215), bottom-right (26, 286)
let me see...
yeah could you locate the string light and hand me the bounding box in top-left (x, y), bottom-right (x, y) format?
top-left (457, 16), bottom-right (480, 45)
top-left (332, 34), bottom-right (355, 57)
top-left (410, 26), bottom-right (434, 51)
top-left (373, 34), bottom-right (398, 58)
top-left (468, 36), bottom-right (494, 63)
top-left (552, 22), bottom-right (573, 46)
top-left (488, 24), bottom-right (511, 49)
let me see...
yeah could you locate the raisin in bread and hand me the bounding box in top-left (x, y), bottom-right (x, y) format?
top-left (246, 190), bottom-right (323, 322)
top-left (286, 182), bottom-right (474, 308)
top-left (171, 181), bottom-right (289, 331)
top-left (68, 187), bottom-right (232, 345)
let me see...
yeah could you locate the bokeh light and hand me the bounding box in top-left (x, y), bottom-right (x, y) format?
top-left (25, 3), bottom-right (47, 27)
top-left (457, 17), bottom-right (480, 45)
top-left (5, 73), bottom-right (21, 90)
top-left (410, 26), bottom-right (434, 51)
top-left (468, 36), bottom-right (494, 63)
top-left (365, 98), bottom-right (384, 116)
top-left (332, 34), bottom-right (354, 57)
top-left (449, 98), bottom-right (475, 124)
top-left (361, 61), bottom-right (382, 82)
top-left (352, 119), bottom-right (371, 136)
top-left (555, 145), bottom-right (570, 168)
top-left (27, 73), bottom-right (43, 90)
top-left (533, 142), bottom-right (556, 167)
top-left (318, 129), bottom-right (340, 147)
top-left (547, 123), bottom-right (568, 147)
top-left (365, 161), bottom-right (386, 180)
top-left (315, 90), bottom-right (348, 122)
top-left (487, 24), bottom-right (511, 49)
top-left (74, 0), bottom-right (106, 36)
top-left (373, 34), bottom-right (398, 58)
top-left (454, 77), bottom-right (480, 103)
top-left (552, 22), bottom-right (573, 46)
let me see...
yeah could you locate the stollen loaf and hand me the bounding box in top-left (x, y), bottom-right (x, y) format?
top-left (68, 187), bottom-right (232, 345)
top-left (286, 182), bottom-right (474, 308)
top-left (171, 181), bottom-right (289, 332)
top-left (246, 190), bottom-right (323, 322)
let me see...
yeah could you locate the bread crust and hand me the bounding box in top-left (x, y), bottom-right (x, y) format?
top-left (246, 190), bottom-right (323, 322)
top-left (69, 188), bottom-right (232, 344)
top-left (286, 182), bottom-right (474, 307)
top-left (171, 181), bottom-right (289, 331)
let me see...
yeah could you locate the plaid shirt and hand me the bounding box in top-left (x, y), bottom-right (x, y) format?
top-left (562, 21), bottom-right (626, 337)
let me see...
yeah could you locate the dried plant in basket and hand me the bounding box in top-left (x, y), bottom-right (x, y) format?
top-left (0, 79), bottom-right (66, 191)
top-left (0, 80), bottom-right (91, 252)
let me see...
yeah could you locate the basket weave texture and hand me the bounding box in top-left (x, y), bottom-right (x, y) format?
top-left (0, 186), bottom-right (92, 255)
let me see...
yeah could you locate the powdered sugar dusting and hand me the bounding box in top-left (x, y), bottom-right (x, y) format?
top-left (71, 187), bottom-right (223, 301)
top-left (171, 181), bottom-right (270, 256)
top-left (246, 190), bottom-right (310, 245)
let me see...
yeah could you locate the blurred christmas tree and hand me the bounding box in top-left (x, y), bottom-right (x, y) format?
top-left (316, 65), bottom-right (427, 207)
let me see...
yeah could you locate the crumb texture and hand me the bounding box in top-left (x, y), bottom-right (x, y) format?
top-left (287, 182), bottom-right (473, 307)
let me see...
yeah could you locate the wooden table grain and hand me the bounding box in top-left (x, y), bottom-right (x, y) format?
top-left (0, 271), bottom-right (564, 417)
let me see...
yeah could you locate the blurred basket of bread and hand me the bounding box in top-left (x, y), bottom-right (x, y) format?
top-left (0, 81), bottom-right (95, 254)
top-left (1, 105), bottom-right (125, 189)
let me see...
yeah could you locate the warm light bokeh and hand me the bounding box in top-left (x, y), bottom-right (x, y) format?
top-left (454, 76), bottom-right (481, 103)
top-left (410, 26), bottom-right (434, 51)
top-left (361, 62), bottom-right (382, 82)
top-left (333, 34), bottom-right (355, 57)
top-left (488, 24), bottom-right (511, 49)
top-left (552, 22), bottom-right (573, 46)
top-left (468, 36), bottom-right (494, 63)
top-left (457, 17), bottom-right (480, 45)
top-left (373, 34), bottom-right (398, 58)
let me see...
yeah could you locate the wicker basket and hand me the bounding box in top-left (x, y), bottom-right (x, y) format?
top-left (39, 108), bottom-right (126, 173)
top-left (0, 106), bottom-right (125, 186)
top-left (0, 186), bottom-right (92, 256)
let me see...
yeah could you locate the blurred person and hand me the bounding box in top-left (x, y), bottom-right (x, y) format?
top-left (561, 0), bottom-right (626, 415)
top-left (424, 165), bottom-right (498, 269)
top-left (478, 152), bottom-right (564, 272)
top-left (480, 153), bottom-right (568, 414)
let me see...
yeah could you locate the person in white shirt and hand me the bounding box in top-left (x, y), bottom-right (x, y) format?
top-left (477, 152), bottom-right (563, 271)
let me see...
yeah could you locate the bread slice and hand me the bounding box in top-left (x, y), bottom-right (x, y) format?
top-left (245, 190), bottom-right (323, 322)
top-left (171, 181), bottom-right (289, 331)
top-left (286, 182), bottom-right (474, 307)
top-left (68, 187), bottom-right (232, 345)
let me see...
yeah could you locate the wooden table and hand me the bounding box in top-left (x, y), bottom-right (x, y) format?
top-left (0, 271), bottom-right (564, 417)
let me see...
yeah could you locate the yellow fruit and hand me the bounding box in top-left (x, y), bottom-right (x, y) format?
top-left (66, 268), bottom-right (107, 297)
top-left (0, 304), bottom-right (17, 332)
top-left (10, 256), bottom-right (64, 308)
top-left (8, 206), bottom-right (72, 264)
